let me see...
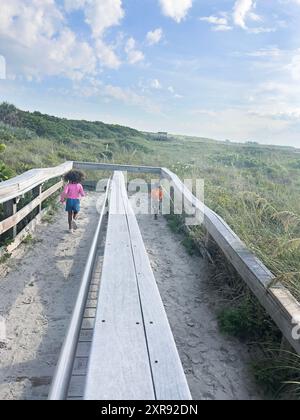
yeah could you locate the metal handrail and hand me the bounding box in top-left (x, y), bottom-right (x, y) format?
top-left (48, 179), bottom-right (111, 400)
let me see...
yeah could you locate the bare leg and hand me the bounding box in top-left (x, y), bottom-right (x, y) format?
top-left (153, 200), bottom-right (159, 220)
top-left (72, 212), bottom-right (79, 230)
top-left (68, 212), bottom-right (73, 230)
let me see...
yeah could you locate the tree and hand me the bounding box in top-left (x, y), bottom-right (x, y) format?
top-left (0, 102), bottom-right (21, 127)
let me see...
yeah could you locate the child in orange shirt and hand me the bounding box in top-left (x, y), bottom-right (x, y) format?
top-left (151, 183), bottom-right (163, 220)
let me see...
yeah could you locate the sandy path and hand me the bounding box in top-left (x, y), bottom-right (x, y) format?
top-left (137, 214), bottom-right (263, 400)
top-left (0, 193), bottom-right (99, 400)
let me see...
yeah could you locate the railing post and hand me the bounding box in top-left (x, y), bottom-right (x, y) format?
top-left (3, 198), bottom-right (18, 239)
top-left (33, 184), bottom-right (43, 215)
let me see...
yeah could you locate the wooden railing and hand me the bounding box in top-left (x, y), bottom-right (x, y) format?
top-left (161, 167), bottom-right (300, 354)
top-left (0, 160), bottom-right (299, 355)
top-left (0, 162), bottom-right (73, 253)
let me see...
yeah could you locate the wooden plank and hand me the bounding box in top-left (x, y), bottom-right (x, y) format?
top-left (84, 172), bottom-right (155, 401)
top-left (68, 376), bottom-right (86, 398)
top-left (89, 285), bottom-right (98, 293)
top-left (74, 161), bottom-right (161, 175)
top-left (161, 167), bottom-right (300, 354)
top-left (79, 329), bottom-right (93, 342)
top-left (88, 292), bottom-right (98, 301)
top-left (84, 308), bottom-right (96, 318)
top-left (0, 161), bottom-right (72, 204)
top-left (0, 180), bottom-right (63, 235)
top-left (85, 300), bottom-right (98, 309)
top-left (73, 358), bottom-right (89, 376)
top-left (81, 318), bottom-right (95, 330)
top-left (76, 342), bottom-right (91, 358)
top-left (119, 173), bottom-right (192, 400)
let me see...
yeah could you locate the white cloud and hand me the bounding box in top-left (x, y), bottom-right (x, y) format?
top-left (146, 28), bottom-right (163, 45)
top-left (0, 1), bottom-right (98, 80)
top-left (64, 0), bottom-right (125, 70)
top-left (245, 47), bottom-right (282, 57)
top-left (159, 0), bottom-right (193, 23)
top-left (0, 0), bottom-right (129, 80)
top-left (232, 1), bottom-right (276, 33)
top-left (213, 25), bottom-right (233, 32)
top-left (233, 0), bottom-right (254, 29)
top-left (200, 15), bottom-right (232, 31)
top-left (0, 0), bottom-right (64, 48)
top-left (64, 0), bottom-right (125, 38)
top-left (104, 84), bottom-right (160, 113)
top-left (247, 26), bottom-right (276, 34)
top-left (200, 16), bottom-right (228, 26)
top-left (125, 38), bottom-right (145, 65)
top-left (150, 79), bottom-right (162, 89)
top-left (200, 3), bottom-right (275, 34)
top-left (95, 39), bottom-right (121, 69)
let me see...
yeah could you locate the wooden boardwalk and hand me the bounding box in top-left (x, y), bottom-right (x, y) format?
top-left (84, 172), bottom-right (191, 400)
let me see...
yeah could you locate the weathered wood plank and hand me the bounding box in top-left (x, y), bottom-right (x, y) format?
top-left (74, 161), bottom-right (161, 175)
top-left (0, 180), bottom-right (63, 235)
top-left (89, 285), bottom-right (98, 293)
top-left (85, 300), bottom-right (98, 309)
top-left (73, 358), bottom-right (89, 376)
top-left (84, 172), bottom-right (155, 401)
top-left (81, 318), bottom-right (95, 330)
top-left (0, 161), bottom-right (72, 204)
top-left (119, 172), bottom-right (192, 400)
top-left (79, 329), bottom-right (93, 342)
top-left (84, 308), bottom-right (96, 318)
top-left (76, 342), bottom-right (91, 358)
top-left (88, 292), bottom-right (98, 301)
top-left (68, 375), bottom-right (86, 398)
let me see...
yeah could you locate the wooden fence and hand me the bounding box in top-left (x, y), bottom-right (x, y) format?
top-left (0, 162), bottom-right (73, 253)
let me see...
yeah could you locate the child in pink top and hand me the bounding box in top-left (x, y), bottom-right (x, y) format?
top-left (61, 170), bottom-right (86, 232)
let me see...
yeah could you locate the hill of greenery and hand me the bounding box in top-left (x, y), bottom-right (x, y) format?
top-left (0, 102), bottom-right (151, 177)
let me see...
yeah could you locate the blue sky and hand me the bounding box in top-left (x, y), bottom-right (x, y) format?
top-left (0, 0), bottom-right (300, 146)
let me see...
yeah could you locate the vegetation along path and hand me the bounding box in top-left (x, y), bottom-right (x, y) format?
top-left (0, 191), bottom-right (262, 400)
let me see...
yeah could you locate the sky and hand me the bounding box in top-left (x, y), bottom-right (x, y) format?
top-left (0, 0), bottom-right (300, 147)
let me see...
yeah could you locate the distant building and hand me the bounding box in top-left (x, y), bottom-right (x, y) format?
top-left (157, 132), bottom-right (168, 140)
